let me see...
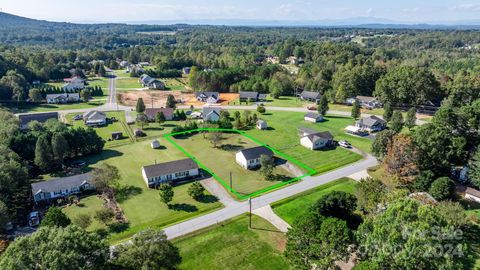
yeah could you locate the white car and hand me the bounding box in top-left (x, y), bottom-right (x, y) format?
top-left (338, 140), bottom-right (352, 148)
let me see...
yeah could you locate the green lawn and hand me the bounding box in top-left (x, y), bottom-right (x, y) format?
top-left (264, 95), bottom-right (309, 108)
top-left (116, 77), bottom-right (141, 90)
top-left (174, 214), bottom-right (291, 270)
top-left (81, 139), bottom-right (223, 243)
top-left (171, 132), bottom-right (294, 197)
top-left (62, 195), bottom-right (107, 231)
top-left (240, 111), bottom-right (369, 174)
top-left (272, 178), bottom-right (358, 224)
top-left (11, 100), bottom-right (105, 113)
top-left (67, 111), bottom-right (133, 148)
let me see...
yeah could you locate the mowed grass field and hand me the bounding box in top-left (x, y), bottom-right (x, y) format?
top-left (174, 214), bottom-right (291, 270)
top-left (172, 133), bottom-right (294, 197)
top-left (62, 195), bottom-right (107, 231)
top-left (271, 178), bottom-right (358, 224)
top-left (240, 111), bottom-right (369, 174)
top-left (82, 139), bottom-right (223, 243)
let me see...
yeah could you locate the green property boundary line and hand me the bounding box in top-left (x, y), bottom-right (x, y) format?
top-left (163, 128), bottom-right (316, 200)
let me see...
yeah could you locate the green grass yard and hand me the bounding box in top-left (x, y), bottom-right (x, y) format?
top-left (240, 111), bottom-right (369, 173)
top-left (62, 195), bottom-right (107, 231)
top-left (81, 139), bottom-right (223, 243)
top-left (272, 178), bottom-right (358, 224)
top-left (116, 77), bottom-right (141, 90)
top-left (174, 214), bottom-right (291, 270)
top-left (171, 132), bottom-right (295, 197)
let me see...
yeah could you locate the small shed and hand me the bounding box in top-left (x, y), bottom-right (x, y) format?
top-left (134, 128), bottom-right (144, 137)
top-left (151, 140), bottom-right (161, 149)
top-left (304, 113), bottom-right (323, 123)
top-left (256, 120), bottom-right (268, 130)
top-left (112, 132), bottom-right (123, 140)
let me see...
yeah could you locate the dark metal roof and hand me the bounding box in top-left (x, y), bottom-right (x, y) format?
top-left (18, 112), bottom-right (59, 127)
top-left (238, 146), bottom-right (273, 160)
top-left (31, 173), bottom-right (92, 194)
top-left (143, 159), bottom-right (199, 179)
top-left (239, 91), bottom-right (259, 99)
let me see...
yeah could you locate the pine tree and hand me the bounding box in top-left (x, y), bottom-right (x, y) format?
top-left (156, 111), bottom-right (166, 125)
top-left (51, 133), bottom-right (69, 166)
top-left (383, 102), bottom-right (393, 123)
top-left (318, 95), bottom-right (329, 116)
top-left (405, 107), bottom-right (417, 129)
top-left (351, 101), bottom-right (361, 119)
top-left (390, 110), bottom-right (404, 133)
top-left (34, 135), bottom-right (53, 171)
top-left (166, 95), bottom-right (176, 109)
top-left (136, 98), bottom-right (145, 113)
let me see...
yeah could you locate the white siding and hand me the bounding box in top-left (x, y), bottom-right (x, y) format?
top-left (466, 194), bottom-right (480, 203)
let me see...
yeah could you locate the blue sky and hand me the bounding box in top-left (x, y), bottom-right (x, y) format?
top-left (2, 0), bottom-right (480, 23)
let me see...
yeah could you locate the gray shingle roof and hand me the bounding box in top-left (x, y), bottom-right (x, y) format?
top-left (300, 91), bottom-right (321, 100)
top-left (195, 92), bottom-right (219, 99)
top-left (18, 112), bottom-right (59, 127)
top-left (305, 131), bottom-right (333, 141)
top-left (238, 146), bottom-right (273, 160)
top-left (357, 115), bottom-right (386, 127)
top-left (145, 108), bottom-right (174, 119)
top-left (304, 112), bottom-right (322, 119)
top-left (239, 91), bottom-right (259, 99)
top-left (31, 173), bottom-right (92, 194)
top-left (143, 159), bottom-right (199, 179)
top-left (83, 110), bottom-right (106, 122)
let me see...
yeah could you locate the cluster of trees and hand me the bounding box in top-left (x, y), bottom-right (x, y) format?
top-left (285, 184), bottom-right (474, 269)
top-left (0, 110), bottom-right (104, 225)
top-left (0, 224), bottom-right (181, 270)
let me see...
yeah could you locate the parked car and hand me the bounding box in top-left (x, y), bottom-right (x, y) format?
top-left (28, 211), bottom-right (40, 227)
top-left (338, 140), bottom-right (352, 148)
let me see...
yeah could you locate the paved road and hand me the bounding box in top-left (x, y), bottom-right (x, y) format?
top-left (162, 154), bottom-right (378, 240)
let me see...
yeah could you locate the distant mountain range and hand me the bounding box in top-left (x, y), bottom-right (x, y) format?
top-left (2, 11), bottom-right (480, 29)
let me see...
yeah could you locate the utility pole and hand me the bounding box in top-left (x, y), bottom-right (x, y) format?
top-left (249, 197), bottom-right (252, 229)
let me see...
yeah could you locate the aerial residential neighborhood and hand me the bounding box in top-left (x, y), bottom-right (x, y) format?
top-left (0, 1), bottom-right (480, 269)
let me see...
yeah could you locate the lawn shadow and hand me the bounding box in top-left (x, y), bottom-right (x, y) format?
top-left (115, 185), bottom-right (143, 203)
top-left (265, 127), bottom-right (276, 131)
top-left (272, 174), bottom-right (292, 182)
top-left (144, 127), bottom-right (164, 131)
top-left (162, 124), bottom-right (179, 128)
top-left (261, 113), bottom-right (273, 116)
top-left (83, 149), bottom-right (124, 167)
top-left (108, 222), bottom-right (130, 233)
top-left (152, 145), bottom-right (167, 150)
top-left (196, 194), bottom-right (219, 204)
top-left (325, 115), bottom-right (351, 120)
top-left (169, 203), bottom-right (198, 212)
top-left (250, 226), bottom-right (284, 234)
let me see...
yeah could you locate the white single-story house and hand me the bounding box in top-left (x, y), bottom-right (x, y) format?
top-left (256, 120), bottom-right (268, 130)
top-left (355, 115), bottom-right (387, 132)
top-left (196, 92), bottom-right (219, 104)
top-left (142, 158), bottom-right (200, 188)
top-left (119, 60), bottom-right (129, 68)
top-left (465, 187), bottom-right (480, 203)
top-left (151, 140), bottom-right (161, 149)
top-left (31, 173), bottom-right (94, 203)
top-left (83, 110), bottom-right (107, 127)
top-left (304, 113), bottom-right (323, 123)
top-left (236, 146), bottom-right (274, 170)
top-left (46, 93), bottom-right (80, 104)
top-left (203, 106), bottom-right (221, 122)
top-left (300, 131), bottom-right (334, 150)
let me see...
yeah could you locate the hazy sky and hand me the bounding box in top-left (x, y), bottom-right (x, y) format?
top-left (1, 0), bottom-right (480, 23)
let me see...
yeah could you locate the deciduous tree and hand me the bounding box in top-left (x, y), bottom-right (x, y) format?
top-left (41, 207), bottom-right (71, 228)
top-left (158, 184), bottom-right (174, 206)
